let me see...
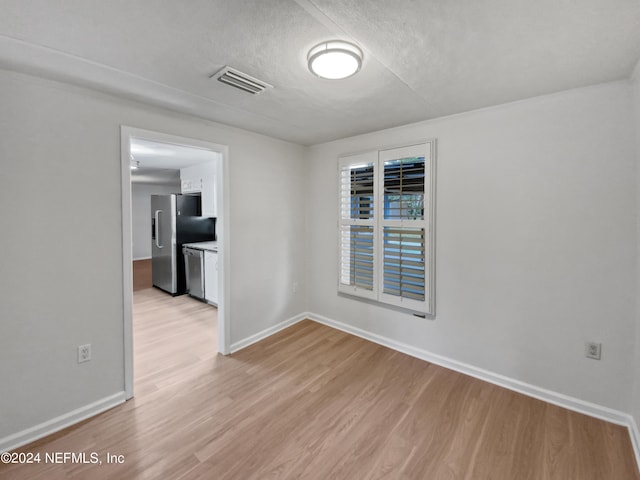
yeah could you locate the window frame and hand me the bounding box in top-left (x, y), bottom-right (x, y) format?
top-left (337, 140), bottom-right (436, 315)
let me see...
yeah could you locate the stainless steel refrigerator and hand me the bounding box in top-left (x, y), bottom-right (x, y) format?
top-left (151, 194), bottom-right (215, 295)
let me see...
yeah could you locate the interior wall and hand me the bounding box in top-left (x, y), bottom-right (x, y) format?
top-left (131, 183), bottom-right (179, 260)
top-left (632, 61), bottom-right (640, 429)
top-left (0, 68), bottom-right (307, 441)
top-left (306, 81), bottom-right (637, 412)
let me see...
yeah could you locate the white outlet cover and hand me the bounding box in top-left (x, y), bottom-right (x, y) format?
top-left (585, 342), bottom-right (601, 360)
top-left (78, 344), bottom-right (92, 363)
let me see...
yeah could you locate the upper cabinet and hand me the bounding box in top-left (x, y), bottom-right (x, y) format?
top-left (180, 162), bottom-right (217, 217)
top-left (180, 177), bottom-right (202, 193)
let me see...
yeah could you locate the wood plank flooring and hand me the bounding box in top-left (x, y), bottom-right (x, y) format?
top-left (2, 287), bottom-right (638, 479)
top-left (132, 259), bottom-right (152, 291)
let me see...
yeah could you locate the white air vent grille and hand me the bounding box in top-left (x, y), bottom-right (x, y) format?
top-left (210, 66), bottom-right (273, 95)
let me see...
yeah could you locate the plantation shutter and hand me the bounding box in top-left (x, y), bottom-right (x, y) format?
top-left (379, 144), bottom-right (433, 313)
top-left (382, 227), bottom-right (425, 301)
top-left (338, 152), bottom-right (377, 299)
top-left (338, 142), bottom-right (435, 314)
top-left (340, 225), bottom-right (374, 290)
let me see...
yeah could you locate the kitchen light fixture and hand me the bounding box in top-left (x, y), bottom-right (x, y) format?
top-left (307, 40), bottom-right (363, 80)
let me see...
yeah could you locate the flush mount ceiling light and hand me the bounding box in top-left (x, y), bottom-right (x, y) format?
top-left (307, 40), bottom-right (363, 80)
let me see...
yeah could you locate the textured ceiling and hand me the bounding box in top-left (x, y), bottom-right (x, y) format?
top-left (1, 0), bottom-right (639, 145)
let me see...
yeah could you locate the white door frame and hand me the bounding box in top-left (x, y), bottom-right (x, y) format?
top-left (120, 126), bottom-right (230, 399)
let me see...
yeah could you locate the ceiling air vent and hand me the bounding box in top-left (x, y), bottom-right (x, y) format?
top-left (210, 66), bottom-right (273, 95)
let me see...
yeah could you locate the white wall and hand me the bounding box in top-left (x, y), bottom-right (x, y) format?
top-left (632, 61), bottom-right (640, 430)
top-left (0, 69), bottom-right (307, 442)
top-left (131, 183), bottom-right (179, 260)
top-left (306, 81), bottom-right (637, 412)
top-left (2, 64), bottom-right (638, 450)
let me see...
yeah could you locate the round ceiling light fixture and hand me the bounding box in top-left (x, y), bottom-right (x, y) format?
top-left (307, 40), bottom-right (363, 80)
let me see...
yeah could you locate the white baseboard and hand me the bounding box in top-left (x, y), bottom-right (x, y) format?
top-left (229, 313), bottom-right (307, 353)
top-left (0, 392), bottom-right (126, 453)
top-left (4, 315), bottom-right (638, 471)
top-left (308, 311), bottom-right (640, 469)
top-left (306, 312), bottom-right (635, 426)
top-left (132, 256), bottom-right (151, 261)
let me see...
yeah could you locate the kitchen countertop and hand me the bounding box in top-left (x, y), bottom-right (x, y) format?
top-left (182, 241), bottom-right (218, 252)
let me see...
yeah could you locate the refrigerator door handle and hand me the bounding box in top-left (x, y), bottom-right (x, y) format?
top-left (154, 210), bottom-right (163, 248)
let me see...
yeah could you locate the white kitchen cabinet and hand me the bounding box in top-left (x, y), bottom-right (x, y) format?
top-left (204, 250), bottom-right (219, 305)
top-left (180, 177), bottom-right (202, 193)
top-left (200, 169), bottom-right (216, 217)
top-left (180, 163), bottom-right (217, 217)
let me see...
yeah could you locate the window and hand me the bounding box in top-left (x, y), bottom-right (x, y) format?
top-left (338, 142), bottom-right (435, 314)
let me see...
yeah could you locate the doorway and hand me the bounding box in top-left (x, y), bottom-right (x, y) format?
top-left (120, 126), bottom-right (229, 399)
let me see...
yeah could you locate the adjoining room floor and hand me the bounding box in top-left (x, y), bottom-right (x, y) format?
top-left (132, 259), bottom-right (152, 292)
top-left (1, 293), bottom-right (637, 479)
top-left (132, 288), bottom-right (218, 397)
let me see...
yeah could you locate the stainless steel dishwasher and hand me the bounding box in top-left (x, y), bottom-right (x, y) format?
top-left (183, 247), bottom-right (205, 300)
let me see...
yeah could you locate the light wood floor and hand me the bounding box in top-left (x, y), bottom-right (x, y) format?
top-left (2, 288), bottom-right (638, 479)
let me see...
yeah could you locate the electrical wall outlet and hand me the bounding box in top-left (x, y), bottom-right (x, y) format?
top-left (78, 344), bottom-right (92, 363)
top-left (585, 342), bottom-right (601, 360)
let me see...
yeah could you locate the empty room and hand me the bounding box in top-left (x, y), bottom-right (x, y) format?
top-left (2, 1), bottom-right (640, 478)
